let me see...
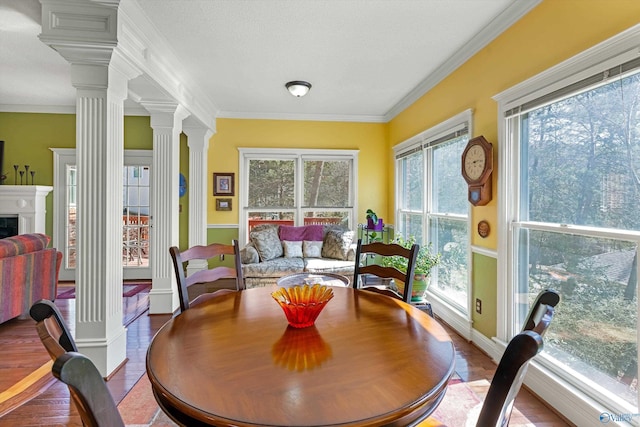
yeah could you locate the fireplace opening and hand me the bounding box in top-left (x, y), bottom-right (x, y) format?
top-left (0, 216), bottom-right (18, 239)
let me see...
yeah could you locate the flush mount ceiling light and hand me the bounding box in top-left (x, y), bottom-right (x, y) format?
top-left (285, 81), bottom-right (312, 97)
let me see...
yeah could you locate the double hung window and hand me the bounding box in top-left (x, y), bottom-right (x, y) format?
top-left (394, 111), bottom-right (471, 313)
top-left (239, 148), bottom-right (357, 244)
top-left (498, 31), bottom-right (640, 415)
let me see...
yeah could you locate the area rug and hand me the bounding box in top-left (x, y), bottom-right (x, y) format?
top-left (57, 283), bottom-right (151, 300)
top-left (428, 378), bottom-right (484, 426)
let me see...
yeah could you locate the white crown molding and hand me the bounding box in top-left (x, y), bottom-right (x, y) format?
top-left (384, 0), bottom-right (542, 122)
top-left (117, 0), bottom-right (218, 130)
top-left (217, 110), bottom-right (387, 123)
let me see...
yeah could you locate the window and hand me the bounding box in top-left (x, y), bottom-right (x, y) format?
top-left (498, 30), bottom-right (640, 416)
top-left (394, 111), bottom-right (471, 314)
top-left (239, 148), bottom-right (358, 244)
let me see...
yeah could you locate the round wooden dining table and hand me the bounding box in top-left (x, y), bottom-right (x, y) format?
top-left (146, 286), bottom-right (456, 427)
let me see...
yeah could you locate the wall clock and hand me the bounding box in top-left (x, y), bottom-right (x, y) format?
top-left (461, 135), bottom-right (493, 206)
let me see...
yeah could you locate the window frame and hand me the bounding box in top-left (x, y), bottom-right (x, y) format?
top-left (393, 110), bottom-right (472, 333)
top-left (238, 148), bottom-right (358, 245)
top-left (494, 23), bottom-right (640, 424)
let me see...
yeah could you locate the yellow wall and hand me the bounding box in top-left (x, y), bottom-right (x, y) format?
top-left (388, 0), bottom-right (640, 334)
top-left (208, 118), bottom-right (388, 227)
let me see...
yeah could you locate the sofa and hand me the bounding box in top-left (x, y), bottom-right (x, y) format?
top-left (240, 224), bottom-right (356, 288)
top-left (0, 233), bottom-right (62, 324)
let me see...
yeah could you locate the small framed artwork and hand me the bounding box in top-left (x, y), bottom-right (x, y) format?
top-left (216, 198), bottom-right (232, 211)
top-left (214, 173), bottom-right (235, 196)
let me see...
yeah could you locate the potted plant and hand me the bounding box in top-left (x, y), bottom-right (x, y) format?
top-left (365, 209), bottom-right (384, 231)
top-left (381, 234), bottom-right (441, 301)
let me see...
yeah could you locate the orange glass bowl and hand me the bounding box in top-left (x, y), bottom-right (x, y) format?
top-left (271, 284), bottom-right (334, 328)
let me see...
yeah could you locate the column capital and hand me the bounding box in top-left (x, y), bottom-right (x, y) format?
top-left (39, 0), bottom-right (119, 65)
top-left (183, 125), bottom-right (214, 151)
top-left (142, 102), bottom-right (190, 131)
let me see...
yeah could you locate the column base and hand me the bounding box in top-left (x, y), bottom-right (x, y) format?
top-left (149, 277), bottom-right (178, 314)
top-left (76, 325), bottom-right (127, 378)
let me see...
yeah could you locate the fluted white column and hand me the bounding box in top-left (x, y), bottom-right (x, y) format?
top-left (143, 104), bottom-right (189, 314)
top-left (72, 60), bottom-right (128, 375)
top-left (183, 125), bottom-right (214, 275)
top-left (40, 0), bottom-right (141, 376)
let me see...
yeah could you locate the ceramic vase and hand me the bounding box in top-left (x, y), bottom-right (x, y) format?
top-left (411, 273), bottom-right (429, 302)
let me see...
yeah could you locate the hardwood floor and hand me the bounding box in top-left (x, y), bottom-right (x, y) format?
top-left (0, 294), bottom-right (573, 426)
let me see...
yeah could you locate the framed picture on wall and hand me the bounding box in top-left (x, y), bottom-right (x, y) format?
top-left (213, 173), bottom-right (234, 196)
top-left (216, 198), bottom-right (232, 211)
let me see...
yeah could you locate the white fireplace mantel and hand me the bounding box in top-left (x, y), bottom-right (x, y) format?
top-left (0, 185), bottom-right (53, 235)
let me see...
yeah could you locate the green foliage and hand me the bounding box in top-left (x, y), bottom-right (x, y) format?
top-left (381, 234), bottom-right (441, 275)
top-left (365, 209), bottom-right (378, 223)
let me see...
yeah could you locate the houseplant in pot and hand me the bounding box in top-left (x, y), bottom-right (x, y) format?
top-left (365, 209), bottom-right (384, 231)
top-left (381, 234), bottom-right (441, 301)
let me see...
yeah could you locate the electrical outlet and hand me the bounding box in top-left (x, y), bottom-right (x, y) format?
top-left (475, 298), bottom-right (482, 314)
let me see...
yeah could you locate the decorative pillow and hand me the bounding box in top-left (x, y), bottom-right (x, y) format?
top-left (322, 229), bottom-right (355, 260)
top-left (279, 225), bottom-right (324, 242)
top-left (240, 243), bottom-right (260, 264)
top-left (303, 240), bottom-right (323, 258)
top-left (250, 226), bottom-right (283, 261)
top-left (283, 240), bottom-right (303, 258)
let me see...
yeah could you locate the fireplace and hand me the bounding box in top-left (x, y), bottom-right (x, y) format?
top-left (0, 185), bottom-right (53, 236)
top-left (0, 216), bottom-right (18, 238)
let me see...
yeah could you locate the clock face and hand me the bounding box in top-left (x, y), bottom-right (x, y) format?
top-left (464, 144), bottom-right (486, 181)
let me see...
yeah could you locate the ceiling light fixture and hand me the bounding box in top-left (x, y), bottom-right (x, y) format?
top-left (285, 81), bottom-right (312, 97)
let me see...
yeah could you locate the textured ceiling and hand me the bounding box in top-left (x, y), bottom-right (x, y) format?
top-left (0, 0), bottom-right (538, 122)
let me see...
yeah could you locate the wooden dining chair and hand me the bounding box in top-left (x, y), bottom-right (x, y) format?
top-left (30, 299), bottom-right (78, 360)
top-left (522, 288), bottom-right (560, 335)
top-left (169, 239), bottom-right (245, 313)
top-left (353, 238), bottom-right (419, 303)
top-left (419, 289), bottom-right (558, 427)
top-left (52, 351), bottom-right (125, 427)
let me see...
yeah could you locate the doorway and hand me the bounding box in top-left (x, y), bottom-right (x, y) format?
top-left (52, 149), bottom-right (153, 281)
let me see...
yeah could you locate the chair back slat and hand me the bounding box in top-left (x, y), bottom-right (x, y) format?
top-left (353, 239), bottom-right (419, 303)
top-left (170, 239), bottom-right (245, 313)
